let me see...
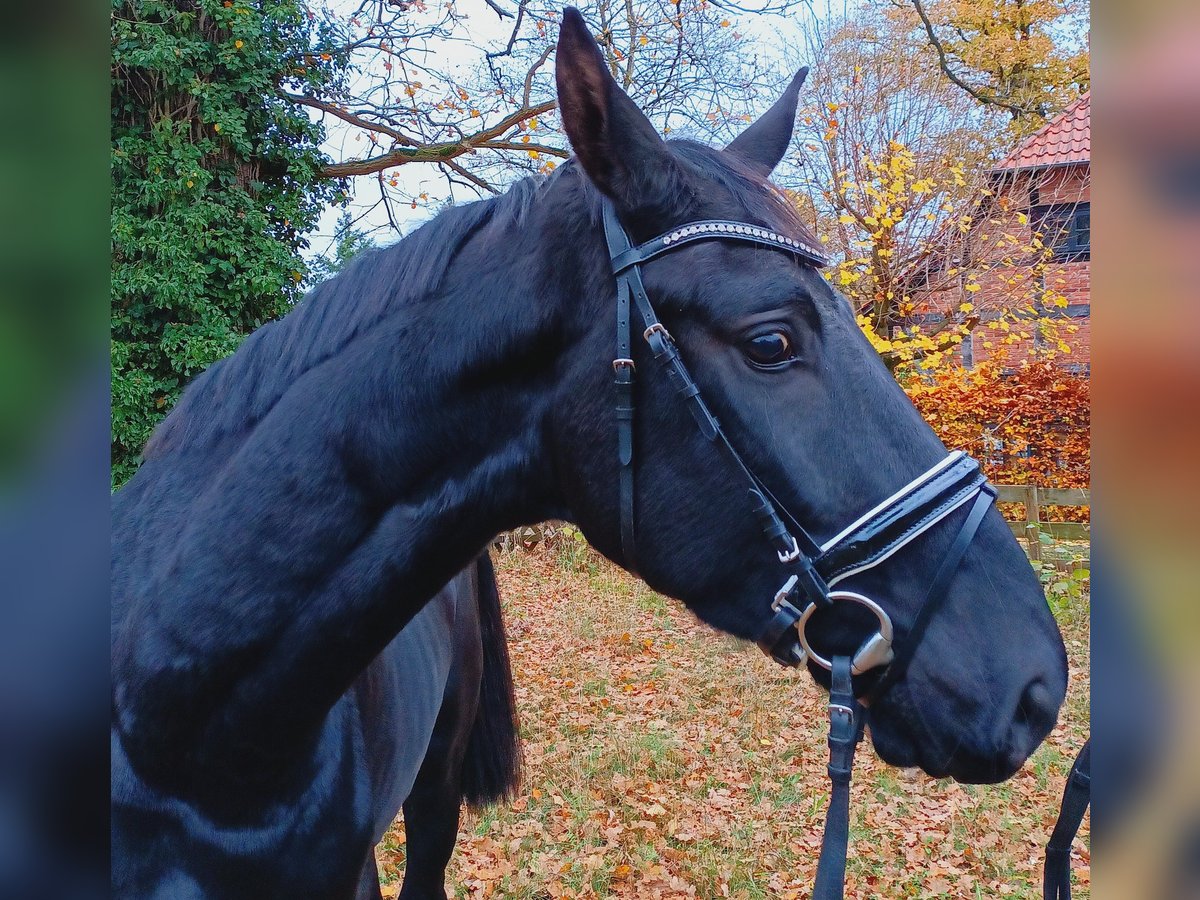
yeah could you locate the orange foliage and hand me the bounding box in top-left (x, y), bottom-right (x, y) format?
top-left (904, 362), bottom-right (1090, 519)
top-left (375, 548), bottom-right (1091, 898)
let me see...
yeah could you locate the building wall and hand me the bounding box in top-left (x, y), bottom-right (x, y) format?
top-left (906, 163), bottom-right (1091, 371)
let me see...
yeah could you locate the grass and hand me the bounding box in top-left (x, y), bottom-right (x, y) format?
top-left (375, 539), bottom-right (1091, 899)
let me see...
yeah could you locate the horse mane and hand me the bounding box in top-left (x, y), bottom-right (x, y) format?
top-left (144, 176), bottom-right (547, 459)
top-left (143, 142), bottom-right (817, 461)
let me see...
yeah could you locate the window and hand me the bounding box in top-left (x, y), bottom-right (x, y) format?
top-left (1032, 202), bottom-right (1090, 261)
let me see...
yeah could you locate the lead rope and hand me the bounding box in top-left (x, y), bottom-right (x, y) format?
top-left (813, 655), bottom-right (864, 900)
top-left (1043, 738), bottom-right (1091, 899)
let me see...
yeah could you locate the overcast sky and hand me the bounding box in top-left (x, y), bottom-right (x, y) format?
top-left (304, 0), bottom-right (854, 261)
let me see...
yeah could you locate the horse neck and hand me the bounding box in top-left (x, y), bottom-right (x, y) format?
top-left (112, 187), bottom-right (589, 813)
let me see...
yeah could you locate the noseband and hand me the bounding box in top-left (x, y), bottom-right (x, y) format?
top-left (601, 197), bottom-right (997, 899)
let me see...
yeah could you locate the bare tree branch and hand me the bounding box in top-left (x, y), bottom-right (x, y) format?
top-left (285, 93), bottom-right (416, 146)
top-left (482, 0), bottom-right (515, 19)
top-left (316, 99), bottom-right (560, 177)
top-left (443, 159), bottom-right (501, 194)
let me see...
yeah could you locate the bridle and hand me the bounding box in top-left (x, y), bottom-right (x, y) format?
top-left (600, 196), bottom-right (998, 899)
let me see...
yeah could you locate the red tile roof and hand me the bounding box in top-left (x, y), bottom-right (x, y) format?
top-left (995, 92), bottom-right (1090, 171)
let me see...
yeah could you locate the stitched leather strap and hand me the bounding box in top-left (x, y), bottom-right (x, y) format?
top-left (864, 485), bottom-right (995, 704)
top-left (813, 655), bottom-right (863, 900)
top-left (1043, 739), bottom-right (1091, 900)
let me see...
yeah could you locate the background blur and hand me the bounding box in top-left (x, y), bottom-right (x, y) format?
top-left (1091, 0), bottom-right (1200, 896)
top-left (0, 0), bottom-right (109, 895)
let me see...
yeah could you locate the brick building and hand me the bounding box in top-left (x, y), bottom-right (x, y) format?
top-left (908, 94), bottom-right (1091, 372)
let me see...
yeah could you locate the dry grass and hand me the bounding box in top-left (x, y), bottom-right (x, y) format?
top-left (377, 539), bottom-right (1090, 899)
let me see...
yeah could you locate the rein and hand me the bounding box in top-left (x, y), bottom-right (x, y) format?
top-left (1043, 739), bottom-right (1091, 899)
top-left (600, 197), bottom-right (998, 899)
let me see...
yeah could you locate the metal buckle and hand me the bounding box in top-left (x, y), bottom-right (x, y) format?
top-left (771, 574), bottom-right (799, 611)
top-left (612, 358), bottom-right (635, 372)
top-left (828, 703), bottom-right (856, 721)
top-left (643, 322), bottom-right (673, 343)
top-left (777, 535), bottom-right (801, 564)
top-left (797, 590), bottom-right (895, 676)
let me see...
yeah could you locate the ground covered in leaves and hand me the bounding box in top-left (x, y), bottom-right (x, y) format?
top-left (377, 539), bottom-right (1090, 899)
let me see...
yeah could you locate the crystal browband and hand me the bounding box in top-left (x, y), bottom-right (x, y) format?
top-left (610, 219), bottom-right (829, 273)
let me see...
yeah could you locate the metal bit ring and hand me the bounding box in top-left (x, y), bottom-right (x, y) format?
top-left (797, 590), bottom-right (895, 676)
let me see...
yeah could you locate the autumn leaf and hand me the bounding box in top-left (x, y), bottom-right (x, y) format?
top-left (372, 529), bottom-right (1089, 898)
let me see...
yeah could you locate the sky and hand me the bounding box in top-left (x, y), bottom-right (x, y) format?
top-left (304, 0), bottom-right (854, 261)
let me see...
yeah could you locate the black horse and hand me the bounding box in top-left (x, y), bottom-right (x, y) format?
top-left (367, 556), bottom-right (519, 900)
top-left (111, 8), bottom-right (1069, 897)
top-left (111, 546), bottom-right (517, 900)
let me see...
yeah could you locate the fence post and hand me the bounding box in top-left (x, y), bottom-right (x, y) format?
top-left (1024, 485), bottom-right (1041, 561)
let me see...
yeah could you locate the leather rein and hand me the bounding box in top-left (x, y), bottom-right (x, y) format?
top-left (601, 197), bottom-right (1000, 899)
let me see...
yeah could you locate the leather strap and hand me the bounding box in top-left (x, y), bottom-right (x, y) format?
top-left (610, 218), bottom-right (829, 272)
top-left (1043, 739), bottom-right (1091, 900)
top-left (864, 485), bottom-right (995, 705)
top-left (813, 655), bottom-right (863, 900)
top-left (604, 204), bottom-right (639, 568)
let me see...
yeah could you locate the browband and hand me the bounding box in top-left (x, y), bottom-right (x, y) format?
top-left (610, 219), bottom-right (829, 273)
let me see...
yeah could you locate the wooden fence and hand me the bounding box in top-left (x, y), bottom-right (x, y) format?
top-left (494, 486), bottom-right (1091, 562)
top-left (995, 484), bottom-right (1090, 560)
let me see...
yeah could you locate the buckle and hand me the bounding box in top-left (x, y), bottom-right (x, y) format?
top-left (777, 534), bottom-right (801, 564)
top-left (612, 358), bottom-right (635, 372)
top-left (643, 322), bottom-right (673, 343)
top-left (771, 574), bottom-right (799, 611)
top-left (828, 702), bottom-right (856, 724)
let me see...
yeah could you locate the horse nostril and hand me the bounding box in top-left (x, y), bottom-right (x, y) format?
top-left (1012, 678), bottom-right (1060, 745)
top-left (997, 679), bottom-right (1061, 776)
top-left (1019, 679), bottom-right (1057, 726)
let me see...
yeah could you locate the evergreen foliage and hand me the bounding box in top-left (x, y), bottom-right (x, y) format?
top-left (111, 0), bottom-right (346, 485)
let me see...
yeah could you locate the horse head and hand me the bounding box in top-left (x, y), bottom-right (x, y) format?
top-left (547, 7), bottom-right (1067, 784)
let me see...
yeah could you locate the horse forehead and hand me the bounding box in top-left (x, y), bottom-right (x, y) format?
top-left (650, 240), bottom-right (819, 310)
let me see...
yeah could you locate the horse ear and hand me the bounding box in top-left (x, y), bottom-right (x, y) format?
top-left (555, 7), bottom-right (682, 213)
top-left (725, 67), bottom-right (809, 176)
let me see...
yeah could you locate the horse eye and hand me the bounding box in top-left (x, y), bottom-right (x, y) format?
top-left (744, 331), bottom-right (794, 368)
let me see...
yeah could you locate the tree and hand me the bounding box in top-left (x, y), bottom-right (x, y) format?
top-left (906, 359), bottom-right (1090, 505)
top-left (111, 0), bottom-right (349, 485)
top-left (288, 0), bottom-right (805, 216)
top-left (785, 8), bottom-right (1073, 373)
top-left (891, 0), bottom-right (1090, 133)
